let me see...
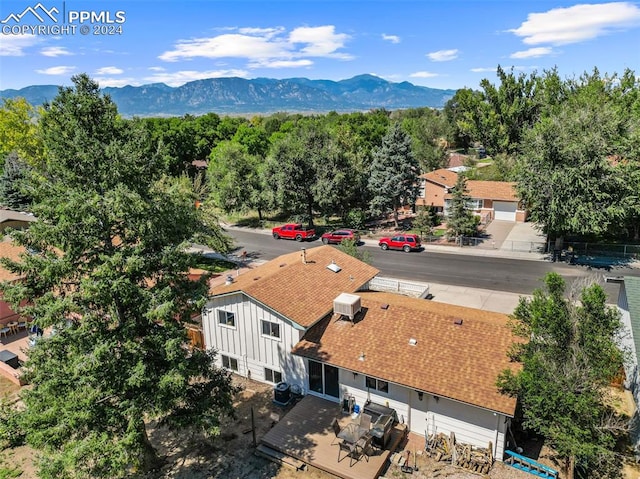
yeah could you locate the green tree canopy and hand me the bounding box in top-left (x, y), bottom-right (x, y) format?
top-left (445, 174), bottom-right (477, 241)
top-left (0, 97), bottom-right (44, 168)
top-left (0, 151), bottom-right (32, 211)
top-left (514, 100), bottom-right (620, 240)
top-left (368, 122), bottom-right (420, 226)
top-left (0, 74), bottom-right (236, 478)
top-left (497, 273), bottom-right (626, 479)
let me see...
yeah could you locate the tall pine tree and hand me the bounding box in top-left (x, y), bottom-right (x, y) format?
top-left (368, 122), bottom-right (420, 226)
top-left (0, 74), bottom-right (236, 478)
top-left (446, 174), bottom-right (477, 243)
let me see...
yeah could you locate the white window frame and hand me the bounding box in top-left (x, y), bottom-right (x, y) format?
top-left (261, 319), bottom-right (281, 339)
top-left (264, 367), bottom-right (282, 384)
top-left (221, 355), bottom-right (238, 371)
top-left (217, 309), bottom-right (236, 328)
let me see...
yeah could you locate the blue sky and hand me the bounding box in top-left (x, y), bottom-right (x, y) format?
top-left (1, 0), bottom-right (639, 91)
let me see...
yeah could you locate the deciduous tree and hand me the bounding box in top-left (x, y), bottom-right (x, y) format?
top-left (0, 74), bottom-right (236, 478)
top-left (497, 273), bottom-right (626, 479)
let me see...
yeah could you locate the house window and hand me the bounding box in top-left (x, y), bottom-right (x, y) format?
top-left (261, 320), bottom-right (280, 339)
top-left (221, 355), bottom-right (238, 371)
top-left (217, 309), bottom-right (235, 327)
top-left (264, 368), bottom-right (282, 384)
top-left (365, 376), bottom-right (389, 393)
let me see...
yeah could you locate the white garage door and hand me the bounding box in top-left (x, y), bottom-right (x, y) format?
top-left (493, 201), bottom-right (517, 221)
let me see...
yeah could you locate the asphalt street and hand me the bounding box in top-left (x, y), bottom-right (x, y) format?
top-left (224, 228), bottom-right (639, 301)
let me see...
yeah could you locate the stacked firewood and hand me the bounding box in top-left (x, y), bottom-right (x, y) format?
top-left (452, 441), bottom-right (493, 474)
top-left (425, 432), bottom-right (494, 474)
top-left (424, 432), bottom-right (454, 462)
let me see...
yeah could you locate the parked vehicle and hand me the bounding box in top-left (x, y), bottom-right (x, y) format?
top-left (378, 234), bottom-right (421, 252)
top-left (272, 223), bottom-right (316, 242)
top-left (321, 229), bottom-right (361, 245)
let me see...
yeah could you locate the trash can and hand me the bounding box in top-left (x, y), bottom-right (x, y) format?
top-left (274, 382), bottom-right (291, 405)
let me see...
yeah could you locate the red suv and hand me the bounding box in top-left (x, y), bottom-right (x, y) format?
top-left (378, 234), bottom-right (421, 252)
top-left (321, 229), bottom-right (361, 245)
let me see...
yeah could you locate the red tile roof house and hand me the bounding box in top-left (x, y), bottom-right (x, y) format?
top-left (202, 245), bottom-right (519, 461)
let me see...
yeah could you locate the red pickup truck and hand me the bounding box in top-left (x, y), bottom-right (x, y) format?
top-left (272, 223), bottom-right (316, 242)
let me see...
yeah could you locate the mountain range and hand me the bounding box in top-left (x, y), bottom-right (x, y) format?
top-left (0, 74), bottom-right (457, 117)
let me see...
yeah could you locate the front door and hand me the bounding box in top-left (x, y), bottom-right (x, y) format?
top-left (308, 360), bottom-right (339, 399)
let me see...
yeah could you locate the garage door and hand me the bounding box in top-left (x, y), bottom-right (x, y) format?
top-left (493, 201), bottom-right (517, 221)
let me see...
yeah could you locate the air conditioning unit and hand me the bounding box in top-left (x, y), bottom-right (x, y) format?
top-left (333, 293), bottom-right (361, 320)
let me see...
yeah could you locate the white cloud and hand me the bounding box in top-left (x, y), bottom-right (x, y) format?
top-left (510, 2), bottom-right (640, 45)
top-left (93, 77), bottom-right (138, 88)
top-left (288, 25), bottom-right (351, 58)
top-left (471, 67), bottom-right (497, 73)
top-left (95, 66), bottom-right (123, 75)
top-left (144, 69), bottom-right (249, 87)
top-left (410, 71), bottom-right (439, 78)
top-left (159, 24), bottom-right (352, 67)
top-left (510, 47), bottom-right (554, 59)
top-left (40, 46), bottom-right (72, 57)
top-left (148, 66), bottom-right (165, 72)
top-left (0, 34), bottom-right (39, 56)
top-left (249, 59), bottom-right (313, 68)
top-left (35, 65), bottom-right (76, 76)
top-left (382, 33), bottom-right (400, 44)
top-left (427, 49), bottom-right (459, 62)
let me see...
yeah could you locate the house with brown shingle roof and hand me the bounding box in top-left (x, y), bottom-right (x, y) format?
top-left (416, 169), bottom-right (458, 212)
top-left (202, 245), bottom-right (519, 460)
top-left (445, 180), bottom-right (527, 222)
top-left (416, 169), bottom-right (527, 222)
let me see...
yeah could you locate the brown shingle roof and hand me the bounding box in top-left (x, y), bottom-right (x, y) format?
top-left (292, 291), bottom-right (519, 416)
top-left (447, 153), bottom-right (468, 169)
top-left (445, 180), bottom-right (519, 202)
top-left (209, 245), bottom-right (379, 328)
top-left (0, 240), bottom-right (26, 282)
top-left (420, 169), bottom-right (458, 187)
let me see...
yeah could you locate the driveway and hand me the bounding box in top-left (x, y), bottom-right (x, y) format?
top-left (483, 220), bottom-right (516, 248)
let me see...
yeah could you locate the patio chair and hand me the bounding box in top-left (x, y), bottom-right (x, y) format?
top-left (337, 440), bottom-right (359, 466)
top-left (0, 326), bottom-right (9, 338)
top-left (360, 413), bottom-right (372, 431)
top-left (330, 418), bottom-right (342, 445)
top-left (353, 433), bottom-right (373, 464)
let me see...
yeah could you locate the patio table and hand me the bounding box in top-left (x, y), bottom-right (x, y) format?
top-left (337, 422), bottom-right (368, 445)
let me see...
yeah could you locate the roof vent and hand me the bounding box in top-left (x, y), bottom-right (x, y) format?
top-left (453, 318), bottom-right (463, 326)
top-left (409, 338), bottom-right (417, 346)
top-left (225, 274), bottom-right (233, 285)
top-left (326, 261), bottom-right (341, 273)
top-left (333, 293), bottom-right (361, 321)
top-left (380, 304), bottom-right (389, 310)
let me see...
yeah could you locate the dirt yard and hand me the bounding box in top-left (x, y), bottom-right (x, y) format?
top-left (2, 375), bottom-right (635, 479)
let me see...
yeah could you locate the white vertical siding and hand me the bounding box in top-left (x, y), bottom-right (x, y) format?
top-left (617, 284), bottom-right (640, 455)
top-left (329, 367), bottom-right (508, 460)
top-left (202, 293), bottom-right (306, 387)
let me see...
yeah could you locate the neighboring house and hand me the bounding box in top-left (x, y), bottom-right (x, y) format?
top-left (202, 245), bottom-right (519, 459)
top-left (447, 153), bottom-right (469, 170)
top-left (0, 209), bottom-right (36, 233)
top-left (613, 276), bottom-right (640, 457)
top-left (449, 180), bottom-right (527, 222)
top-left (0, 240), bottom-right (26, 327)
top-left (416, 169), bottom-right (527, 222)
top-left (416, 169), bottom-right (459, 212)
